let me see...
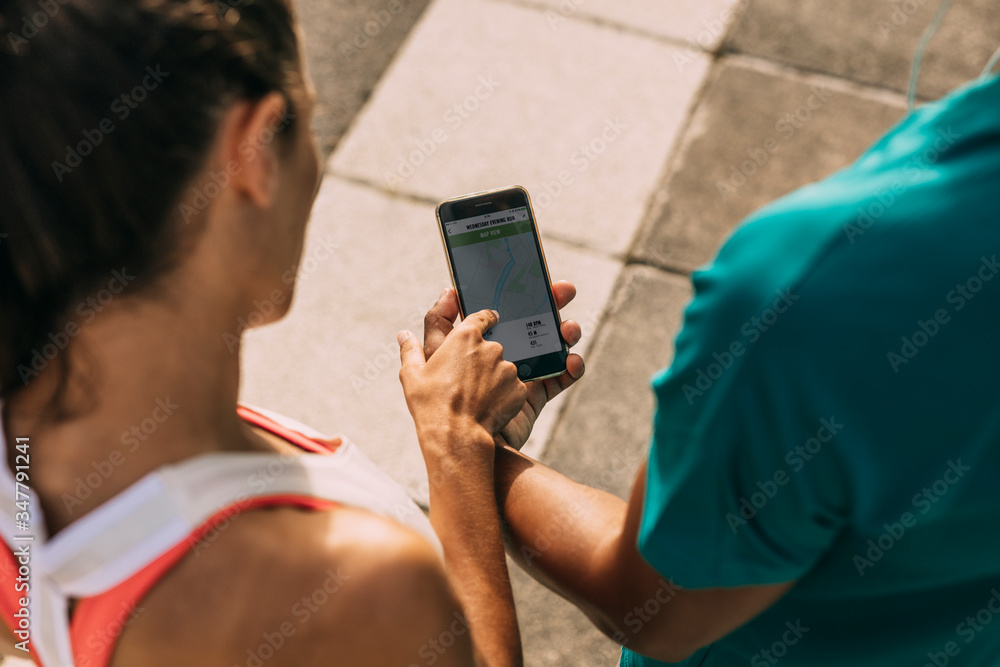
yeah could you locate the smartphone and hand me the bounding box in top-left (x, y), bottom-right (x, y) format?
top-left (436, 186), bottom-right (568, 381)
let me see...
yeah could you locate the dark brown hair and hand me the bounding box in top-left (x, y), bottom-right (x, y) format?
top-left (0, 0), bottom-right (302, 402)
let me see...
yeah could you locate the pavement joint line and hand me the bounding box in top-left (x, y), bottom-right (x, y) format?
top-left (536, 232), bottom-right (626, 263)
top-left (720, 48), bottom-right (913, 109)
top-left (624, 254), bottom-right (694, 279)
top-left (486, 0), bottom-right (723, 54)
top-left (324, 170), bottom-right (442, 207)
top-left (322, 171), bottom-right (629, 263)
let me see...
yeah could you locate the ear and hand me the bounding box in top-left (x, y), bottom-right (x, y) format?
top-left (221, 92), bottom-right (290, 210)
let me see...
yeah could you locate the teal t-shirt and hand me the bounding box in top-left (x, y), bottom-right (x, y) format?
top-left (623, 73), bottom-right (1000, 667)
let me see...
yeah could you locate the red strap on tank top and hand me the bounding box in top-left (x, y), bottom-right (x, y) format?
top-left (236, 406), bottom-right (341, 455)
top-left (69, 494), bottom-right (337, 667)
top-left (0, 407), bottom-right (340, 667)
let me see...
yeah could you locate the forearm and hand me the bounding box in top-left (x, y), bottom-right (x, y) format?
top-left (493, 444), bottom-right (632, 637)
top-left (423, 429), bottom-right (522, 667)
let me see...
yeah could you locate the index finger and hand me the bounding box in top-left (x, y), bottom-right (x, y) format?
top-left (424, 287), bottom-right (461, 358)
top-left (460, 309), bottom-right (500, 337)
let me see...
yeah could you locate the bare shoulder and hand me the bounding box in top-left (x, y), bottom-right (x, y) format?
top-left (113, 505), bottom-right (474, 667)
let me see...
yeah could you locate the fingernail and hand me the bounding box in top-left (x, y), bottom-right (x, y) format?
top-left (396, 330), bottom-right (409, 345)
top-left (491, 310), bottom-right (500, 320)
top-left (439, 288), bottom-right (449, 300)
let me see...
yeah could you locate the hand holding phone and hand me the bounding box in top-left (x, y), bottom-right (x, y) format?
top-left (398, 309), bottom-right (527, 447)
top-left (418, 283), bottom-right (585, 451)
top-left (436, 186), bottom-right (568, 381)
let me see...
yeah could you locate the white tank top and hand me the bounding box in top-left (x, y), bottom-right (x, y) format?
top-left (0, 403), bottom-right (439, 667)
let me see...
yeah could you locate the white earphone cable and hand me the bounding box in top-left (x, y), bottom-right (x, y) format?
top-left (982, 45), bottom-right (1000, 79)
top-left (907, 0), bottom-right (955, 110)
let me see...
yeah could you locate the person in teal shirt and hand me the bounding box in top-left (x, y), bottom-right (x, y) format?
top-left (622, 66), bottom-right (1000, 665)
top-left (418, 48), bottom-right (1000, 667)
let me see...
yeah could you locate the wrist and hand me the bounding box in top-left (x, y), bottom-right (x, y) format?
top-left (416, 419), bottom-right (495, 469)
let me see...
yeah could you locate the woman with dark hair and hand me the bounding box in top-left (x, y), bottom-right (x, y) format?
top-left (0, 1), bottom-right (579, 664)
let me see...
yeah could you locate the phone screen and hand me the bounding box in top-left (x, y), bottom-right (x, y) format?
top-left (439, 192), bottom-right (566, 379)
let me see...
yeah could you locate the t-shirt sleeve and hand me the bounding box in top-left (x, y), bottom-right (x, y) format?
top-left (637, 217), bottom-right (851, 589)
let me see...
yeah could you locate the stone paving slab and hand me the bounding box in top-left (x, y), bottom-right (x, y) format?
top-left (509, 0), bottom-right (744, 49)
top-left (239, 176), bottom-right (621, 498)
top-left (329, 0), bottom-right (711, 256)
top-left (630, 56), bottom-right (906, 275)
top-left (726, 0), bottom-right (1000, 101)
top-left (294, 0), bottom-right (433, 159)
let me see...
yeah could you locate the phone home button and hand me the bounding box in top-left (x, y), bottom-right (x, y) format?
top-left (517, 363), bottom-right (532, 378)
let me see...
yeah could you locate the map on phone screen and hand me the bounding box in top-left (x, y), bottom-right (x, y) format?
top-left (444, 206), bottom-right (562, 361)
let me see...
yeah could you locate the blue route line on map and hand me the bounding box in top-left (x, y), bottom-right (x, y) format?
top-left (492, 238), bottom-right (515, 312)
